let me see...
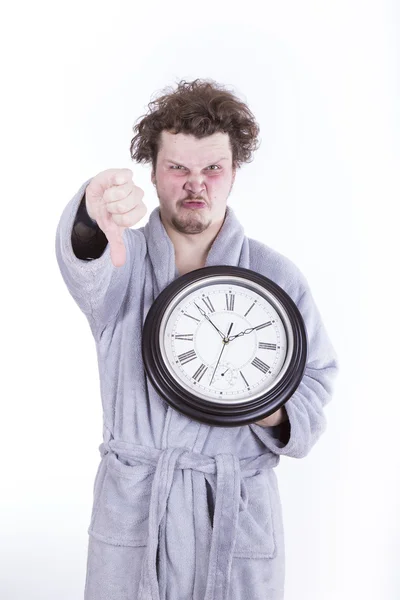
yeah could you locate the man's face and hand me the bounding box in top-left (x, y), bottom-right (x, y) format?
top-left (151, 131), bottom-right (236, 235)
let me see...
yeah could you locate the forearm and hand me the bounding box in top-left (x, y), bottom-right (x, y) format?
top-left (248, 269), bottom-right (339, 456)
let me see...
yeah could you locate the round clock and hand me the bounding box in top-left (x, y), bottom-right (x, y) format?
top-left (142, 266), bottom-right (308, 427)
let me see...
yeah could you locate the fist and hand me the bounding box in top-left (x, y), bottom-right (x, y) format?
top-left (85, 168), bottom-right (147, 267)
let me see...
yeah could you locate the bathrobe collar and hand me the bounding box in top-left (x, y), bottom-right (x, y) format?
top-left (143, 204), bottom-right (250, 295)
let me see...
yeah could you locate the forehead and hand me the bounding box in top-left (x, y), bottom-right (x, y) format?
top-left (158, 130), bottom-right (232, 164)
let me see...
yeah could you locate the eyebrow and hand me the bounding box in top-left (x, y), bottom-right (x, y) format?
top-left (164, 157), bottom-right (229, 166)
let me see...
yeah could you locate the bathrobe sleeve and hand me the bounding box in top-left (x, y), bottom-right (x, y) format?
top-left (249, 272), bottom-right (339, 458)
top-left (71, 193), bottom-right (109, 260)
top-left (55, 177), bottom-right (142, 341)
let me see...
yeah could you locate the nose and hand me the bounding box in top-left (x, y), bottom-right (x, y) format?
top-left (184, 174), bottom-right (206, 196)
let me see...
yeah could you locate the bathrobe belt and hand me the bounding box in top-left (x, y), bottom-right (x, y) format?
top-left (99, 439), bottom-right (278, 600)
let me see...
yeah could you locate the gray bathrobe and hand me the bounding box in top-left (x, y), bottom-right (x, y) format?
top-left (55, 178), bottom-right (339, 600)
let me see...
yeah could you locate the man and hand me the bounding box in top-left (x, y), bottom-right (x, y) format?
top-left (55, 78), bottom-right (339, 599)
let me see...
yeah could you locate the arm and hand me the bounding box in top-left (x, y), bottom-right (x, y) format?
top-left (55, 178), bottom-right (140, 340)
top-left (249, 279), bottom-right (339, 458)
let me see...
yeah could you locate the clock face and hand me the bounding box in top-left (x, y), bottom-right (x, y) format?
top-left (159, 276), bottom-right (294, 404)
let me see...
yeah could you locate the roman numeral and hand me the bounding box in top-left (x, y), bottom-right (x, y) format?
top-left (183, 313), bottom-right (200, 323)
top-left (226, 293), bottom-right (235, 311)
top-left (202, 296), bottom-right (215, 313)
top-left (251, 357), bottom-right (270, 374)
top-left (244, 301), bottom-right (256, 317)
top-left (193, 363), bottom-right (207, 382)
top-left (255, 321), bottom-right (272, 331)
top-left (174, 334), bottom-right (194, 341)
top-left (178, 349), bottom-right (197, 365)
top-left (258, 342), bottom-right (277, 350)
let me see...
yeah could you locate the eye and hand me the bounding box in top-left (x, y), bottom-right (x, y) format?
top-left (169, 164), bottom-right (220, 171)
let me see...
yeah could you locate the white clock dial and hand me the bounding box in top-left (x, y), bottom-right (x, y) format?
top-left (159, 278), bottom-right (293, 403)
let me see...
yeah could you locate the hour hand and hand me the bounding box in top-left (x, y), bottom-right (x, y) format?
top-left (194, 303), bottom-right (225, 339)
top-left (227, 326), bottom-right (257, 341)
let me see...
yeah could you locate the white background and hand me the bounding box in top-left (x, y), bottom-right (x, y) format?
top-left (1, 1), bottom-right (399, 598)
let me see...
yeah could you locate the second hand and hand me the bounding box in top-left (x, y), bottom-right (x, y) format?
top-left (210, 322), bottom-right (234, 386)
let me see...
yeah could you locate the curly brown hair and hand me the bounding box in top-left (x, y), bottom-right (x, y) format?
top-left (129, 78), bottom-right (261, 172)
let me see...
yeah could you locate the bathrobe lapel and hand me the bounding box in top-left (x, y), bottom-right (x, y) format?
top-left (143, 204), bottom-right (250, 296)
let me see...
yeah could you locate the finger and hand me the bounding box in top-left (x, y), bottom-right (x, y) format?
top-left (104, 180), bottom-right (134, 207)
top-left (107, 227), bottom-right (127, 268)
top-left (111, 168), bottom-right (133, 186)
top-left (106, 187), bottom-right (140, 215)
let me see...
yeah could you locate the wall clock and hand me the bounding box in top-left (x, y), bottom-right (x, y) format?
top-left (142, 266), bottom-right (307, 427)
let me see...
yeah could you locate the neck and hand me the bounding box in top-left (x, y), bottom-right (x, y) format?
top-left (159, 209), bottom-right (226, 274)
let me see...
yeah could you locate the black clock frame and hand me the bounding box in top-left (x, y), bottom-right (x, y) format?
top-left (142, 266), bottom-right (308, 427)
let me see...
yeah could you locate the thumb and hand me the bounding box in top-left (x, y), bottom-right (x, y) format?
top-left (107, 226), bottom-right (126, 268)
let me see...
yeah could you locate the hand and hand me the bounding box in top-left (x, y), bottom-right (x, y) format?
top-left (85, 168), bottom-right (147, 267)
top-left (194, 303), bottom-right (226, 340)
top-left (210, 322), bottom-right (234, 385)
top-left (227, 325), bottom-right (258, 341)
top-left (255, 407), bottom-right (287, 427)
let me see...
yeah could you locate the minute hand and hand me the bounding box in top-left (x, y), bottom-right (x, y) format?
top-left (194, 303), bottom-right (226, 339)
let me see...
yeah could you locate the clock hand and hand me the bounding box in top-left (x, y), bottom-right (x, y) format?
top-left (193, 302), bottom-right (225, 339)
top-left (210, 322), bottom-right (233, 385)
top-left (227, 326), bottom-right (258, 341)
top-left (209, 344), bottom-right (226, 386)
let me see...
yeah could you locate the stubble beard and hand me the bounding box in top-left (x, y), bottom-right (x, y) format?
top-left (171, 208), bottom-right (212, 234)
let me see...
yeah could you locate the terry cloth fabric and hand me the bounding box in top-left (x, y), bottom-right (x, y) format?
top-left (55, 178), bottom-right (339, 600)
